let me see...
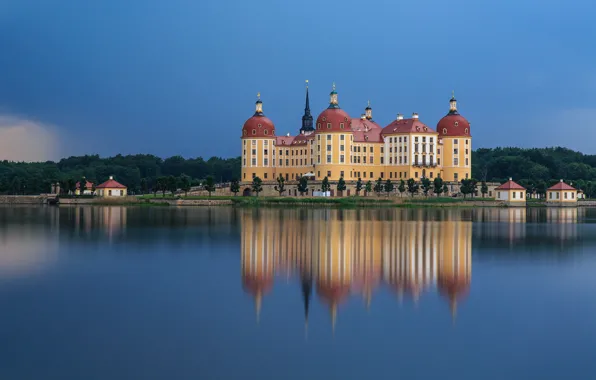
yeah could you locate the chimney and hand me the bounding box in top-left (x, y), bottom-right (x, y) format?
top-left (109, 176), bottom-right (114, 180)
top-left (509, 177), bottom-right (512, 181)
top-left (396, 113), bottom-right (404, 120)
top-left (286, 133), bottom-right (290, 137)
top-left (360, 114), bottom-right (366, 120)
top-left (412, 112), bottom-right (419, 119)
top-left (560, 179), bottom-right (563, 182)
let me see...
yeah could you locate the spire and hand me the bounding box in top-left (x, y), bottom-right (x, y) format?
top-left (254, 92), bottom-right (264, 116)
top-left (328, 82), bottom-right (339, 109)
top-left (365, 100), bottom-right (372, 120)
top-left (448, 91), bottom-right (459, 115)
top-left (300, 80), bottom-right (314, 133)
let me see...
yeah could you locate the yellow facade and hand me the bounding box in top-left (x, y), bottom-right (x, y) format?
top-left (240, 209), bottom-right (472, 325)
top-left (241, 89), bottom-right (472, 185)
top-left (97, 187), bottom-right (127, 197)
top-left (546, 190), bottom-right (577, 205)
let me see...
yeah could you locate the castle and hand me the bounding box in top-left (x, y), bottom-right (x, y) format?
top-left (241, 83), bottom-right (472, 188)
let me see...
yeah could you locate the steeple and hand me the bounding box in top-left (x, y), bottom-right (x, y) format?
top-left (448, 91), bottom-right (459, 115)
top-left (300, 80), bottom-right (314, 133)
top-left (328, 82), bottom-right (339, 109)
top-left (365, 100), bottom-right (372, 120)
top-left (254, 92), bottom-right (264, 116)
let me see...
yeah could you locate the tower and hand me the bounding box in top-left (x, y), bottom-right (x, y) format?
top-left (300, 80), bottom-right (314, 134)
top-left (437, 92), bottom-right (472, 183)
top-left (365, 100), bottom-right (373, 120)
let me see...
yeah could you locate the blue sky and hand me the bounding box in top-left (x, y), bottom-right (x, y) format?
top-left (1, 0), bottom-right (595, 161)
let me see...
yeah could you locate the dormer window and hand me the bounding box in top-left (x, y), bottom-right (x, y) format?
top-left (454, 121), bottom-right (459, 127)
top-left (264, 130), bottom-right (268, 135)
top-left (327, 123), bottom-right (331, 129)
top-left (465, 128), bottom-right (468, 134)
top-left (443, 128), bottom-right (447, 134)
top-left (243, 130), bottom-right (247, 136)
top-left (416, 126), bottom-right (420, 131)
top-left (423, 127), bottom-right (427, 131)
top-left (340, 123), bottom-right (344, 129)
top-left (252, 129), bottom-right (256, 135)
top-left (317, 123), bottom-right (321, 129)
top-left (365, 136), bottom-right (369, 141)
top-left (282, 141), bottom-right (285, 145)
top-left (344, 117), bottom-right (348, 121)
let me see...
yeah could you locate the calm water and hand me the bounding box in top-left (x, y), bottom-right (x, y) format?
top-left (1, 206), bottom-right (596, 379)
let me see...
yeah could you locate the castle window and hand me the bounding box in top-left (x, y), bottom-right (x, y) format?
top-left (443, 128), bottom-right (447, 134)
top-left (327, 155), bottom-right (331, 163)
top-left (340, 135), bottom-right (345, 140)
top-left (340, 123), bottom-right (344, 129)
top-left (243, 130), bottom-right (247, 136)
top-left (365, 136), bottom-right (369, 141)
top-left (423, 127), bottom-right (427, 131)
top-left (454, 121), bottom-right (459, 127)
top-left (317, 123), bottom-right (321, 129)
top-left (322, 117), bottom-right (327, 122)
top-left (327, 123), bottom-right (332, 129)
top-left (264, 130), bottom-right (268, 135)
top-left (465, 128), bottom-right (469, 134)
top-left (272, 129), bottom-right (275, 135)
top-left (252, 129), bottom-right (256, 135)
top-left (258, 123), bottom-right (262, 128)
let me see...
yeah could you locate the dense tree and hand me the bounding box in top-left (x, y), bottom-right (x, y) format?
top-left (203, 176), bottom-right (216, 197)
top-left (297, 176), bottom-right (308, 196)
top-left (365, 181), bottom-right (372, 195)
top-left (460, 179), bottom-right (478, 198)
top-left (407, 178), bottom-right (419, 197)
top-left (321, 177), bottom-right (330, 193)
top-left (157, 176), bottom-right (167, 197)
top-left (274, 175), bottom-right (286, 196)
top-left (384, 179), bottom-right (394, 195)
top-left (433, 177), bottom-right (444, 197)
top-left (230, 179), bottom-right (240, 196)
top-left (374, 178), bottom-right (383, 195)
top-left (251, 176), bottom-right (263, 196)
top-left (355, 178), bottom-right (363, 196)
top-left (140, 178), bottom-right (148, 195)
top-left (421, 178), bottom-right (432, 196)
top-left (398, 180), bottom-right (406, 197)
top-left (481, 181), bottom-right (489, 197)
top-left (179, 174), bottom-right (192, 196)
top-left (337, 177), bottom-right (346, 195)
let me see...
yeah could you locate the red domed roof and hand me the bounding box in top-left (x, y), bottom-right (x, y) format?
top-left (315, 108), bottom-right (352, 133)
top-left (437, 113), bottom-right (471, 137)
top-left (242, 115), bottom-right (275, 138)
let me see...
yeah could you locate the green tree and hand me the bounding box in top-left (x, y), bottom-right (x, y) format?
top-left (433, 177), bottom-right (444, 197)
top-left (407, 178), bottom-right (419, 197)
top-left (203, 175), bottom-right (216, 197)
top-left (297, 176), bottom-right (309, 196)
top-left (67, 178), bottom-right (76, 195)
top-left (481, 180), bottom-right (489, 197)
top-left (78, 177), bottom-right (87, 196)
top-left (321, 177), bottom-right (331, 193)
top-left (230, 179), bottom-right (240, 196)
top-left (374, 177), bottom-right (384, 195)
top-left (140, 178), bottom-right (148, 195)
top-left (365, 181), bottom-right (372, 195)
top-left (442, 183), bottom-right (449, 196)
top-left (179, 174), bottom-right (192, 196)
top-left (355, 178), bottom-right (363, 196)
top-left (384, 179), bottom-right (394, 195)
top-left (421, 178), bottom-right (432, 196)
top-left (274, 174), bottom-right (286, 196)
top-left (460, 179), bottom-right (470, 198)
top-left (337, 177), bottom-right (346, 195)
top-left (157, 176), bottom-right (168, 197)
top-left (167, 175), bottom-right (178, 196)
top-left (251, 176), bottom-right (263, 196)
top-left (398, 179), bottom-right (406, 197)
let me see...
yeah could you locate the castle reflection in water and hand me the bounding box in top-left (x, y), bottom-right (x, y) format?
top-left (240, 209), bottom-right (473, 328)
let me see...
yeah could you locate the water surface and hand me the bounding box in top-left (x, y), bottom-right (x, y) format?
top-left (0, 206), bottom-right (595, 379)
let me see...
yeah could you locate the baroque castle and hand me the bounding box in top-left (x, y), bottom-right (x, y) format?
top-left (241, 83), bottom-right (472, 186)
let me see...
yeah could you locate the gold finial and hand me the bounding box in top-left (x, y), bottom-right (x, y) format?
top-left (257, 92), bottom-right (261, 100)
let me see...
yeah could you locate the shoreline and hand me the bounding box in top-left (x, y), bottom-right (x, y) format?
top-left (0, 195), bottom-right (592, 208)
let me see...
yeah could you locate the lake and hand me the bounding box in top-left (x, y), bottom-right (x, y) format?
top-left (0, 205), bottom-right (595, 379)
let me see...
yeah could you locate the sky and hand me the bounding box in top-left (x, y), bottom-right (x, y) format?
top-left (1, 0), bottom-right (596, 162)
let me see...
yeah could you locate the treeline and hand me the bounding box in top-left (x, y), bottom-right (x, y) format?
top-left (0, 154), bottom-right (240, 195)
top-left (473, 147), bottom-right (596, 197)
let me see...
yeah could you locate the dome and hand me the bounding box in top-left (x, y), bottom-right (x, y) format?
top-left (315, 108), bottom-right (352, 133)
top-left (437, 114), bottom-right (471, 137)
top-left (437, 93), bottom-right (471, 137)
top-left (242, 115), bottom-right (275, 138)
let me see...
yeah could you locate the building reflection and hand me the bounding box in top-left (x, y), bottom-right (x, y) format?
top-left (240, 209), bottom-right (472, 328)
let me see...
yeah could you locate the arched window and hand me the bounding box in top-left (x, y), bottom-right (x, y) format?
top-left (443, 128), bottom-right (447, 134)
top-left (465, 128), bottom-right (469, 134)
top-left (252, 129), bottom-right (256, 135)
top-left (340, 123), bottom-right (344, 129)
top-left (264, 129), bottom-right (268, 135)
top-left (272, 129), bottom-right (275, 135)
top-left (327, 123), bottom-right (331, 129)
top-left (317, 123), bottom-right (321, 129)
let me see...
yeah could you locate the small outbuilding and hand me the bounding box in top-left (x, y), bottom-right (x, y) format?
top-left (546, 180), bottom-right (577, 207)
top-left (96, 176), bottom-right (127, 197)
top-left (75, 180), bottom-right (94, 195)
top-left (495, 177), bottom-right (526, 206)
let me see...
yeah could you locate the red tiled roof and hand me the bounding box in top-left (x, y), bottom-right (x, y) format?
top-left (315, 108), bottom-right (352, 133)
top-left (495, 179), bottom-right (525, 190)
top-left (351, 117), bottom-right (382, 131)
top-left (382, 118), bottom-right (437, 135)
top-left (76, 180), bottom-right (93, 190)
top-left (353, 128), bottom-right (383, 143)
top-left (275, 135), bottom-right (295, 146)
top-left (96, 178), bottom-right (127, 189)
top-left (437, 114), bottom-right (471, 137)
top-left (548, 181), bottom-right (576, 191)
